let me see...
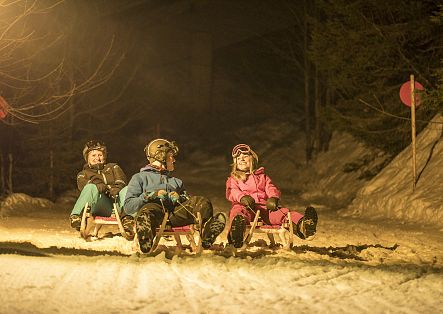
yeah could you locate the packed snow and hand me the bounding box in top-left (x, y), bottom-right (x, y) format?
top-left (342, 114), bottom-right (443, 227)
top-left (1, 119), bottom-right (443, 313)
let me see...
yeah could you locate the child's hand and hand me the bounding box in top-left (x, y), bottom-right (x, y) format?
top-left (145, 189), bottom-right (167, 201)
top-left (240, 195), bottom-right (255, 208)
top-left (95, 183), bottom-right (107, 194)
top-left (266, 197), bottom-right (279, 211)
top-left (168, 191), bottom-right (180, 204)
top-left (108, 187), bottom-right (121, 199)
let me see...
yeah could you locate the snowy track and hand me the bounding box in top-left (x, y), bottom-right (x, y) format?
top-left (1, 253), bottom-right (441, 314)
top-left (0, 210), bottom-right (442, 313)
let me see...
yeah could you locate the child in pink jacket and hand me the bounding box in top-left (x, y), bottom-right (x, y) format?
top-left (226, 144), bottom-right (318, 248)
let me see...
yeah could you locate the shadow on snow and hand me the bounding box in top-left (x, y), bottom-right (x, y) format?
top-left (0, 241), bottom-right (130, 257)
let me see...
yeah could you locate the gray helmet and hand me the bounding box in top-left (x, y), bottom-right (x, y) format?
top-left (144, 138), bottom-right (179, 164)
top-left (83, 140), bottom-right (107, 162)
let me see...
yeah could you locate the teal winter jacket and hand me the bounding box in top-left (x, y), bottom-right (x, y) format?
top-left (124, 165), bottom-right (185, 215)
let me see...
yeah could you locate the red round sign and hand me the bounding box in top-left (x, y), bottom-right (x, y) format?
top-left (400, 80), bottom-right (424, 107)
top-left (0, 96), bottom-right (9, 120)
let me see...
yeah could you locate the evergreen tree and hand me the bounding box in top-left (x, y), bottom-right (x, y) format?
top-left (310, 0), bottom-right (443, 154)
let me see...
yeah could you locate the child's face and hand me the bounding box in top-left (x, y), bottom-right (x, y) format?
top-left (87, 150), bottom-right (104, 166)
top-left (236, 153), bottom-right (251, 172)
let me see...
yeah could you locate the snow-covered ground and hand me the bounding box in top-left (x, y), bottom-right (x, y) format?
top-left (1, 208), bottom-right (442, 313)
top-left (1, 117), bottom-right (443, 313)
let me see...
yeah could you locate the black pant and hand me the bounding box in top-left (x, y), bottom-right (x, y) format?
top-left (136, 196), bottom-right (213, 230)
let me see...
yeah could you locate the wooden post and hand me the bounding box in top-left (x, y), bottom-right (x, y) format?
top-left (410, 74), bottom-right (417, 192)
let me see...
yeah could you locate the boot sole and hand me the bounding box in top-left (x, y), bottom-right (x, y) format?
top-left (135, 213), bottom-right (153, 253)
top-left (231, 215), bottom-right (246, 248)
top-left (304, 206), bottom-right (318, 238)
top-left (201, 213), bottom-right (227, 249)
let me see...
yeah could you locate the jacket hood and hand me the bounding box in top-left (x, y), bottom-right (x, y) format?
top-left (140, 164), bottom-right (170, 175)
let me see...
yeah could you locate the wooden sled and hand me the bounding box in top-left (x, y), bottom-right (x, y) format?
top-left (243, 210), bottom-right (294, 249)
top-left (134, 211), bottom-right (202, 254)
top-left (79, 202), bottom-right (132, 240)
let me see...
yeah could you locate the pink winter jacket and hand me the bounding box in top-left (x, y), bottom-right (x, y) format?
top-left (226, 167), bottom-right (281, 207)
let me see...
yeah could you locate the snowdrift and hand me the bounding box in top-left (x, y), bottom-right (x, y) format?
top-left (296, 133), bottom-right (387, 208)
top-left (341, 114), bottom-right (443, 227)
top-left (0, 190), bottom-right (78, 218)
top-left (0, 193), bottom-right (54, 217)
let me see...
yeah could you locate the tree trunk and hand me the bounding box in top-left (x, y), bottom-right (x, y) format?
top-left (303, 0), bottom-right (312, 164)
top-left (0, 152), bottom-right (4, 195)
top-left (322, 76), bottom-right (333, 152)
top-left (314, 66), bottom-right (321, 158)
top-left (7, 152), bottom-right (13, 194)
top-left (49, 150), bottom-right (54, 200)
top-left (69, 98), bottom-right (75, 143)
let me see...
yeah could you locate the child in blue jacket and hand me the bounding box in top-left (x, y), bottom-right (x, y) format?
top-left (124, 138), bottom-right (226, 253)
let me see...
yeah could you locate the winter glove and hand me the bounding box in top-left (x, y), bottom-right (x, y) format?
top-left (90, 174), bottom-right (105, 185)
top-left (179, 191), bottom-right (190, 203)
top-left (95, 183), bottom-right (107, 194)
top-left (144, 189), bottom-right (167, 201)
top-left (108, 187), bottom-right (121, 199)
top-left (240, 195), bottom-right (255, 209)
top-left (168, 191), bottom-right (180, 204)
top-left (266, 197), bottom-right (280, 212)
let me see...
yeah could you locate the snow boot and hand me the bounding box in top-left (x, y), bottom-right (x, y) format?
top-left (201, 212), bottom-right (227, 249)
top-left (70, 214), bottom-right (81, 231)
top-left (296, 206), bottom-right (318, 240)
top-left (135, 212), bottom-right (154, 253)
top-left (121, 215), bottom-right (135, 239)
top-left (229, 215), bottom-right (246, 248)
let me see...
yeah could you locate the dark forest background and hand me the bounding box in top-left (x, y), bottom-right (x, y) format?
top-left (1, 0), bottom-right (443, 200)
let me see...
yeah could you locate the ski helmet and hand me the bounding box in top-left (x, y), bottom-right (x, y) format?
top-left (144, 138), bottom-right (179, 164)
top-left (82, 140), bottom-right (107, 162)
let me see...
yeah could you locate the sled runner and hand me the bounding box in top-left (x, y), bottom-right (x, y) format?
top-left (134, 211), bottom-right (202, 254)
top-left (243, 209), bottom-right (294, 249)
top-left (79, 202), bottom-right (132, 240)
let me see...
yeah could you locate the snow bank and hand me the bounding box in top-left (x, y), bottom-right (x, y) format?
top-left (0, 193), bottom-right (54, 218)
top-left (341, 114), bottom-right (443, 227)
top-left (297, 133), bottom-right (387, 208)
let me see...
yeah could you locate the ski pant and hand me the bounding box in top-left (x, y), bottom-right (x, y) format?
top-left (136, 196), bottom-right (213, 231)
top-left (70, 184), bottom-right (127, 217)
top-left (228, 204), bottom-right (303, 230)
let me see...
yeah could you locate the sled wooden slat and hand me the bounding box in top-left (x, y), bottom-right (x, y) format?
top-left (79, 202), bottom-right (131, 240)
top-left (145, 212), bottom-right (202, 254)
top-left (243, 210), bottom-right (293, 249)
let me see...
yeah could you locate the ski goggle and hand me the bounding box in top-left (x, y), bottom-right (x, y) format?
top-left (231, 144), bottom-right (258, 162)
top-left (231, 144), bottom-right (252, 157)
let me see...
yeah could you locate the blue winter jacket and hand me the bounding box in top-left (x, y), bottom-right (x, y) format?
top-left (124, 165), bottom-right (185, 215)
